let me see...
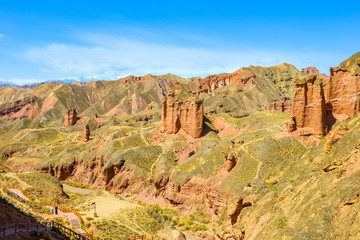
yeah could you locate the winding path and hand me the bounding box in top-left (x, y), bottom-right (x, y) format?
top-left (5, 187), bottom-right (86, 236)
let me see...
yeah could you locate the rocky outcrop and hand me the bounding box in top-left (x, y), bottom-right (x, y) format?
top-left (82, 124), bottom-right (90, 142)
top-left (290, 52), bottom-right (360, 137)
top-left (290, 75), bottom-right (327, 136)
top-left (228, 197), bottom-right (252, 225)
top-left (160, 89), bottom-right (203, 138)
top-left (213, 117), bottom-right (243, 138)
top-left (327, 63), bottom-right (360, 123)
top-left (302, 67), bottom-right (329, 80)
top-left (265, 98), bottom-right (291, 113)
top-left (224, 152), bottom-right (240, 172)
top-left (194, 68), bottom-right (256, 95)
top-left (324, 125), bottom-right (349, 153)
top-left (0, 96), bottom-right (38, 119)
top-left (64, 109), bottom-right (77, 126)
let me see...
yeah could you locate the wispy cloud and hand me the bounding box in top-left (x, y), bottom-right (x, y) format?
top-left (23, 34), bottom-right (315, 80)
top-left (0, 33), bottom-right (4, 38)
top-left (20, 33), bottom-right (341, 84)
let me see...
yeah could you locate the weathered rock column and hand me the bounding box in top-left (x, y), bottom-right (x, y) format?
top-left (82, 123), bottom-right (90, 142)
top-left (64, 109), bottom-right (77, 126)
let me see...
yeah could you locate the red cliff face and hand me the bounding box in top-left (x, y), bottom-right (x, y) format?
top-left (160, 89), bottom-right (203, 138)
top-left (290, 52), bottom-right (360, 137)
top-left (194, 68), bottom-right (256, 95)
top-left (64, 109), bottom-right (77, 126)
top-left (290, 75), bottom-right (327, 136)
top-left (327, 67), bottom-right (360, 122)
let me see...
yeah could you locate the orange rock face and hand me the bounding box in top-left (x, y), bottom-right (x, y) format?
top-left (64, 109), bottom-right (77, 126)
top-left (326, 67), bottom-right (360, 123)
top-left (160, 90), bottom-right (203, 138)
top-left (290, 52), bottom-right (360, 137)
top-left (194, 68), bottom-right (255, 95)
top-left (290, 76), bottom-right (327, 136)
top-left (265, 98), bottom-right (291, 113)
top-left (82, 124), bottom-right (90, 142)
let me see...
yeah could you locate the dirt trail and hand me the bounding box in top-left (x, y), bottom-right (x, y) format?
top-left (140, 127), bottom-right (150, 145)
top-left (63, 184), bottom-right (92, 195)
top-left (150, 144), bottom-right (165, 175)
top-left (8, 189), bottom-right (30, 201)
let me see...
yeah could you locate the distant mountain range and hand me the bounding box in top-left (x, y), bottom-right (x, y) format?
top-left (0, 78), bottom-right (85, 89)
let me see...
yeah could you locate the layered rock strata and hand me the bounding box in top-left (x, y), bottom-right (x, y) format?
top-left (0, 96), bottom-right (38, 119)
top-left (64, 109), bottom-right (77, 126)
top-left (160, 89), bottom-right (203, 138)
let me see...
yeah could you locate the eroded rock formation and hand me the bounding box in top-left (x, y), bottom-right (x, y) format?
top-left (327, 64), bottom-right (360, 123)
top-left (290, 75), bottom-right (327, 136)
top-left (64, 109), bottom-right (77, 126)
top-left (194, 68), bottom-right (256, 95)
top-left (82, 124), bottom-right (90, 142)
top-left (290, 52), bottom-right (360, 137)
top-left (302, 67), bottom-right (329, 80)
top-left (0, 96), bottom-right (38, 119)
top-left (265, 98), bottom-right (291, 113)
top-left (160, 89), bottom-right (203, 138)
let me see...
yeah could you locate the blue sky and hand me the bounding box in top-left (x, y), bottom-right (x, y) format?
top-left (0, 0), bottom-right (359, 85)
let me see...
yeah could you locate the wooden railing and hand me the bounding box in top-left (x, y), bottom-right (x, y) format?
top-left (127, 235), bottom-right (159, 240)
top-left (0, 222), bottom-right (49, 238)
top-left (52, 221), bottom-right (91, 240)
top-left (0, 221), bottom-right (91, 239)
top-left (0, 184), bottom-right (33, 202)
top-left (1, 184), bottom-right (85, 235)
top-left (36, 200), bottom-right (83, 225)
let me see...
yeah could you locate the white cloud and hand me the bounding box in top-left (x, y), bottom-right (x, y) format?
top-left (23, 34), bottom-right (313, 80)
top-left (0, 33), bottom-right (4, 38)
top-left (21, 33), bottom-right (340, 82)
